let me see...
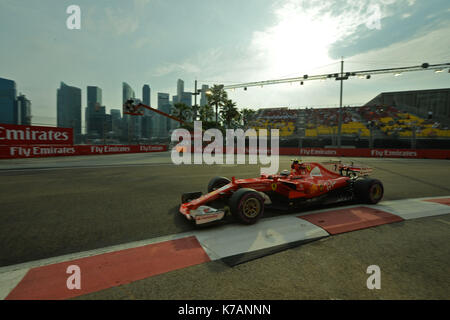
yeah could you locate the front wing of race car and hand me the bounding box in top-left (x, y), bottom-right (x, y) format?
top-left (180, 204), bottom-right (226, 225)
top-left (180, 184), bottom-right (236, 225)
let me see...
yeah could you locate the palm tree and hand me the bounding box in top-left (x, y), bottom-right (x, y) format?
top-left (191, 104), bottom-right (200, 122)
top-left (206, 84), bottom-right (228, 125)
top-left (199, 104), bottom-right (214, 122)
top-left (241, 108), bottom-right (257, 128)
top-left (171, 103), bottom-right (191, 122)
top-left (220, 99), bottom-right (241, 128)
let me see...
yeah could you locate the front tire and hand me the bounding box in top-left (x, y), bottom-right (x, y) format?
top-left (229, 188), bottom-right (264, 225)
top-left (354, 178), bottom-right (384, 204)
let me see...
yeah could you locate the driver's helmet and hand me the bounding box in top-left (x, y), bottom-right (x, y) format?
top-left (290, 159), bottom-right (304, 174)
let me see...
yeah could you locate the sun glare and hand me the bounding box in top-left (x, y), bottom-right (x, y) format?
top-left (251, 0), bottom-right (377, 77)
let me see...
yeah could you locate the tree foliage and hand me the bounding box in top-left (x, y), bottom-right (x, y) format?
top-left (241, 108), bottom-right (257, 127)
top-left (220, 99), bottom-right (241, 128)
top-left (206, 84), bottom-right (228, 124)
top-left (199, 104), bottom-right (215, 122)
top-left (171, 103), bottom-right (191, 122)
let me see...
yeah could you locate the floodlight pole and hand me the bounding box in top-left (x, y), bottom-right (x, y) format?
top-left (194, 80), bottom-right (198, 106)
top-left (194, 80), bottom-right (198, 121)
top-left (337, 57), bottom-right (344, 148)
top-left (189, 80), bottom-right (203, 122)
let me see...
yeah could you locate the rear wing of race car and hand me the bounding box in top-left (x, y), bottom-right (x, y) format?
top-left (322, 160), bottom-right (373, 177)
top-left (341, 165), bottom-right (373, 177)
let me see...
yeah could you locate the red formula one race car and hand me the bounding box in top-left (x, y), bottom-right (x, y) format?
top-left (180, 160), bottom-right (384, 226)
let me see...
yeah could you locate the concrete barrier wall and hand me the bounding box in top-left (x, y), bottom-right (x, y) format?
top-left (1, 145), bottom-right (449, 160)
top-left (0, 145), bottom-right (167, 159)
top-left (278, 147), bottom-right (450, 159)
top-left (187, 146), bottom-right (450, 159)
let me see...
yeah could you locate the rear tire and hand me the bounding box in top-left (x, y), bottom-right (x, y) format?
top-left (207, 176), bottom-right (231, 193)
top-left (354, 178), bottom-right (384, 204)
top-left (229, 188), bottom-right (264, 225)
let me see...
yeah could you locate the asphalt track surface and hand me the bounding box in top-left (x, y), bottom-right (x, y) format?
top-left (1, 153), bottom-right (449, 299)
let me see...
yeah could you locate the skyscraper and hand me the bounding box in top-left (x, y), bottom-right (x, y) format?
top-left (200, 84), bottom-right (209, 107)
top-left (157, 93), bottom-right (170, 137)
top-left (86, 86), bottom-right (103, 136)
top-left (104, 113), bottom-right (112, 137)
top-left (157, 93), bottom-right (170, 109)
top-left (90, 106), bottom-right (107, 140)
top-left (0, 77), bottom-right (18, 124)
top-left (162, 103), bottom-right (175, 133)
top-left (142, 85), bottom-right (151, 106)
top-left (142, 84), bottom-right (152, 139)
top-left (110, 109), bottom-right (122, 138)
top-left (122, 82), bottom-right (141, 141)
top-left (57, 82), bottom-right (82, 142)
top-left (180, 92), bottom-right (192, 107)
top-left (122, 82), bottom-right (134, 103)
top-left (16, 94), bottom-right (32, 125)
top-left (176, 79), bottom-right (184, 103)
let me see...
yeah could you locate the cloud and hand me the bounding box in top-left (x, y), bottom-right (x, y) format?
top-left (2, 0), bottom-right (446, 117)
top-left (151, 46), bottom-right (253, 81)
top-left (149, 0), bottom-right (438, 95)
top-left (154, 62), bottom-right (201, 77)
top-left (104, 7), bottom-right (139, 36)
top-left (348, 25), bottom-right (450, 64)
top-left (134, 0), bottom-right (151, 9)
top-left (329, 0), bottom-right (449, 59)
top-left (226, 22), bottom-right (450, 109)
top-left (134, 37), bottom-right (151, 49)
top-left (246, 0), bottom-right (390, 78)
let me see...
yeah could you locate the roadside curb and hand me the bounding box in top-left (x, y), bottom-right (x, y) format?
top-left (1, 196), bottom-right (449, 300)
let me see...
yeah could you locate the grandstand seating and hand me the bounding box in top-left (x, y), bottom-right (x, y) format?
top-left (357, 106), bottom-right (450, 138)
top-left (247, 105), bottom-right (450, 139)
top-left (251, 118), bottom-right (295, 137)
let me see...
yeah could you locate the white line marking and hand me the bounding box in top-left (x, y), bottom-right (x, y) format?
top-left (436, 219), bottom-right (450, 226)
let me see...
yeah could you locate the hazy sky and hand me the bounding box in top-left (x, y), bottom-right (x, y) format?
top-left (0, 0), bottom-right (449, 127)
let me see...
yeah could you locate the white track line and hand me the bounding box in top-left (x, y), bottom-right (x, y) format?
top-left (436, 219), bottom-right (450, 226)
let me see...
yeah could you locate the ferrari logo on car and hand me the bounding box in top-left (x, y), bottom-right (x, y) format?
top-left (271, 183), bottom-right (277, 191)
